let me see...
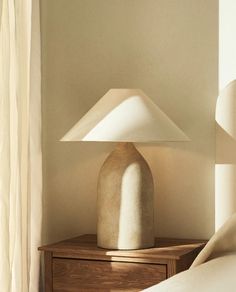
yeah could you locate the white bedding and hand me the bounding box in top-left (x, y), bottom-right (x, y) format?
top-left (144, 213), bottom-right (236, 292)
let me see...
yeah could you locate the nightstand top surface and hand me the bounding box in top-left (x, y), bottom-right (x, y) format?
top-left (39, 234), bottom-right (206, 260)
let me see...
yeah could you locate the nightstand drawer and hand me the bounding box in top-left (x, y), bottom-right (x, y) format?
top-left (39, 235), bottom-right (206, 291)
top-left (53, 258), bottom-right (166, 291)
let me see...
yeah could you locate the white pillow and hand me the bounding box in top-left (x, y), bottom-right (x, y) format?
top-left (144, 253), bottom-right (236, 292)
top-left (144, 213), bottom-right (236, 292)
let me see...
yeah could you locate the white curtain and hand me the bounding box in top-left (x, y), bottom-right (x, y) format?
top-left (0, 0), bottom-right (42, 291)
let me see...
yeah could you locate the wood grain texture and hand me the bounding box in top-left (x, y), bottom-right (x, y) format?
top-left (39, 235), bottom-right (207, 291)
top-left (53, 258), bottom-right (166, 291)
top-left (44, 252), bottom-right (53, 292)
top-left (175, 246), bottom-right (204, 274)
top-left (39, 234), bottom-right (206, 261)
top-left (167, 260), bottom-right (177, 278)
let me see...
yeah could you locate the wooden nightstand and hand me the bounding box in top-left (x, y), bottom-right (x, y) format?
top-left (39, 234), bottom-right (206, 292)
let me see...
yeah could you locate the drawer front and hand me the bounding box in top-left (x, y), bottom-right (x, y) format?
top-left (53, 258), bottom-right (166, 291)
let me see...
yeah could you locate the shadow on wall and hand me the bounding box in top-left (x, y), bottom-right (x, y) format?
top-left (215, 80), bottom-right (236, 230)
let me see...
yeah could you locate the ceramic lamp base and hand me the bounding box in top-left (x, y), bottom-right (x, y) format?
top-left (97, 142), bottom-right (154, 250)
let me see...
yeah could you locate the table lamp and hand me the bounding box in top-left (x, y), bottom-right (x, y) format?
top-left (61, 89), bottom-right (189, 250)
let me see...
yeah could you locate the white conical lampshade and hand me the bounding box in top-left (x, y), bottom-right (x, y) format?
top-left (61, 89), bottom-right (189, 142)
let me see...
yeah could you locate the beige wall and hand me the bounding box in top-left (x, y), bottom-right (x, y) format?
top-left (41, 0), bottom-right (218, 244)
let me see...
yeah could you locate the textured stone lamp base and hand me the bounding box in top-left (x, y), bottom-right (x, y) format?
top-left (97, 142), bottom-right (154, 250)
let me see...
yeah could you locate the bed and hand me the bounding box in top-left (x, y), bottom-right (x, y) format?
top-left (144, 213), bottom-right (236, 292)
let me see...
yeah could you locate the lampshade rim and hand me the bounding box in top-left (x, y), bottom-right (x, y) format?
top-left (60, 138), bottom-right (190, 143)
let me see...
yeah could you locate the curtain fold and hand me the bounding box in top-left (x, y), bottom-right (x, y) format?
top-left (0, 0), bottom-right (42, 291)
